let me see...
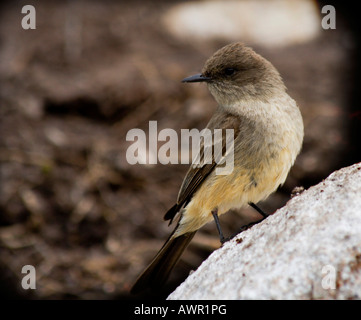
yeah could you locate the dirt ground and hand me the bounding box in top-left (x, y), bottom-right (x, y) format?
top-left (0, 1), bottom-right (360, 299)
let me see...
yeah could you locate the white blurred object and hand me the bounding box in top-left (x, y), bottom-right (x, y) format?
top-left (163, 0), bottom-right (321, 47)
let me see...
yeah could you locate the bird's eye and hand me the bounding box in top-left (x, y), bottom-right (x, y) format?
top-left (224, 68), bottom-right (236, 76)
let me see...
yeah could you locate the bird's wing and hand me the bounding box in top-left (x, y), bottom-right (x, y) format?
top-left (164, 110), bottom-right (241, 222)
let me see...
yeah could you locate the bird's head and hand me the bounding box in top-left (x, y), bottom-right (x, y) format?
top-left (182, 42), bottom-right (285, 105)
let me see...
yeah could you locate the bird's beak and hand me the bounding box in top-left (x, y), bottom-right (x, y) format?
top-left (181, 73), bottom-right (211, 83)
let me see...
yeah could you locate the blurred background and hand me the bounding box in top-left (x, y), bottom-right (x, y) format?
top-left (0, 0), bottom-right (360, 299)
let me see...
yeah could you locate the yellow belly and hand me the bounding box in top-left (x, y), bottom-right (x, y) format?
top-left (173, 147), bottom-right (293, 237)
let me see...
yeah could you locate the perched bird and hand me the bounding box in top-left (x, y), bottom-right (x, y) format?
top-left (131, 42), bottom-right (303, 294)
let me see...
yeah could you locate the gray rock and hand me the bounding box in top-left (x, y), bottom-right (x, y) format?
top-left (168, 163), bottom-right (361, 299)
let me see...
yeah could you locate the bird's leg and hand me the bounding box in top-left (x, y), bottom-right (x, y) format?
top-left (211, 208), bottom-right (226, 244)
top-left (249, 202), bottom-right (268, 219)
top-left (212, 204), bottom-right (269, 244)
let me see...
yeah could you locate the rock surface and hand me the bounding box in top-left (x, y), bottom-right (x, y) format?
top-left (168, 163), bottom-right (361, 300)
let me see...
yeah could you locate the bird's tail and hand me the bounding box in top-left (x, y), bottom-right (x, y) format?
top-left (130, 231), bottom-right (196, 294)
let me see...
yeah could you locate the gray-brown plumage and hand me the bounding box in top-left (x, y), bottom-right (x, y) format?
top-left (131, 42), bottom-right (303, 294)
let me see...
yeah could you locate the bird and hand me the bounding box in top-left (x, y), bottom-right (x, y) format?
top-left (130, 42), bottom-right (304, 294)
